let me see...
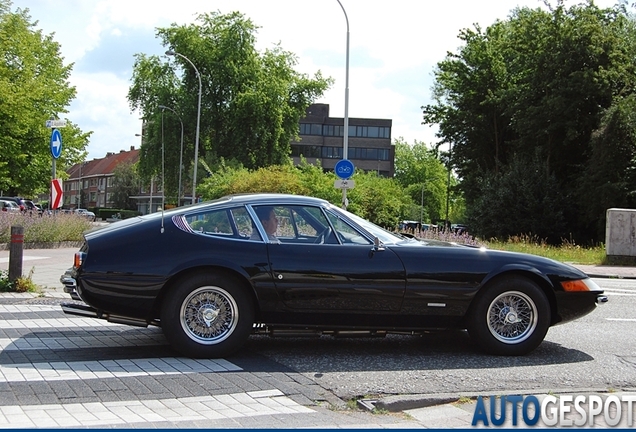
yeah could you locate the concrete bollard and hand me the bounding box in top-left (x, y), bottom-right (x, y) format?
top-left (8, 225), bottom-right (24, 282)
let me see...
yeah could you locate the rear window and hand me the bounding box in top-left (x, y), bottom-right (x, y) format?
top-left (184, 206), bottom-right (258, 240)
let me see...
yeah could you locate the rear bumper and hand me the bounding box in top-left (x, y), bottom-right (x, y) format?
top-left (60, 268), bottom-right (81, 301)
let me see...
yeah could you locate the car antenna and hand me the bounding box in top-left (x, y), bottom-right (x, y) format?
top-left (160, 106), bottom-right (165, 234)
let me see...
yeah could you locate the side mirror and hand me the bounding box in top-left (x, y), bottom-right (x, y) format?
top-left (373, 237), bottom-right (385, 252)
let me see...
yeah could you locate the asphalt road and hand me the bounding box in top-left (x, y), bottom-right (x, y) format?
top-left (250, 277), bottom-right (636, 399)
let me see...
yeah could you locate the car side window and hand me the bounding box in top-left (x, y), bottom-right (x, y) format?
top-left (184, 207), bottom-right (258, 240)
top-left (325, 211), bottom-right (372, 245)
top-left (251, 205), bottom-right (337, 244)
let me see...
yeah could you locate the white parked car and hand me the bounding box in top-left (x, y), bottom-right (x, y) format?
top-left (74, 208), bottom-right (96, 221)
top-left (0, 199), bottom-right (20, 212)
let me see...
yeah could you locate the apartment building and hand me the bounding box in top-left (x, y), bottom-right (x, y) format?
top-left (290, 103), bottom-right (394, 177)
top-left (64, 147), bottom-right (140, 210)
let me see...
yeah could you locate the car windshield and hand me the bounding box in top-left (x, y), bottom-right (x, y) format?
top-left (328, 205), bottom-right (405, 245)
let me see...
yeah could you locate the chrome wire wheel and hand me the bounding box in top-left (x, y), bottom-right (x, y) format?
top-left (179, 286), bottom-right (239, 345)
top-left (487, 290), bottom-right (538, 345)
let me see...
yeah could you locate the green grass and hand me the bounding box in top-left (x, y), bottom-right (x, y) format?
top-left (414, 230), bottom-right (609, 265)
top-left (486, 237), bottom-right (606, 265)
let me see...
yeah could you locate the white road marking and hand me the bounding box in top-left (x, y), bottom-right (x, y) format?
top-left (0, 391), bottom-right (314, 428)
top-left (0, 357), bottom-right (242, 383)
top-left (0, 317), bottom-right (123, 329)
top-left (0, 256), bottom-right (48, 264)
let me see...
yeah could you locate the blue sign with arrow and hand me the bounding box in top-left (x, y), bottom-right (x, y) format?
top-left (50, 129), bottom-right (62, 159)
top-left (334, 159), bottom-right (354, 179)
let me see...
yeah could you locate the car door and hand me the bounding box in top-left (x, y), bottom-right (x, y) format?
top-left (256, 204), bottom-right (406, 312)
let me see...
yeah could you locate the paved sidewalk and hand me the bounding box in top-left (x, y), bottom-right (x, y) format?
top-left (0, 247), bottom-right (75, 298)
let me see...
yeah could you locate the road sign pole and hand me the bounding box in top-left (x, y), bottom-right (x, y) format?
top-left (49, 127), bottom-right (63, 210)
top-left (51, 157), bottom-right (55, 211)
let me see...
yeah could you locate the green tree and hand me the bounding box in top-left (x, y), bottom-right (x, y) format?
top-left (111, 161), bottom-right (140, 210)
top-left (393, 138), bottom-right (451, 223)
top-left (197, 162), bottom-right (411, 228)
top-left (0, 2), bottom-right (90, 196)
top-left (422, 1), bottom-right (636, 242)
top-left (467, 153), bottom-right (567, 241)
top-left (347, 170), bottom-right (412, 229)
top-left (128, 11), bottom-right (332, 200)
top-left (578, 94), bottom-right (636, 240)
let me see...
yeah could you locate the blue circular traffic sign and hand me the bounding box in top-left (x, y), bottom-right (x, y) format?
top-left (50, 129), bottom-right (63, 159)
top-left (334, 159), bottom-right (354, 179)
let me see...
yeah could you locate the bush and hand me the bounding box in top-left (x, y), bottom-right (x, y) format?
top-left (0, 212), bottom-right (91, 244)
top-left (0, 268), bottom-right (38, 293)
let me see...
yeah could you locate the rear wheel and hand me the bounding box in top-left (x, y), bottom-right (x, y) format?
top-left (468, 276), bottom-right (550, 355)
top-left (161, 272), bottom-right (254, 358)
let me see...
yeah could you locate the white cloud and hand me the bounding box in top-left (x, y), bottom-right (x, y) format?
top-left (14, 0), bottom-right (620, 159)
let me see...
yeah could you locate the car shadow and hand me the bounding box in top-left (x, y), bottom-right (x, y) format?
top-left (0, 328), bottom-right (593, 374)
top-left (237, 330), bottom-right (594, 373)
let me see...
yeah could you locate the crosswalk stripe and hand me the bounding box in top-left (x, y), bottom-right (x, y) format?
top-left (0, 333), bottom-right (165, 351)
top-left (0, 391), bottom-right (314, 428)
top-left (0, 357), bottom-right (242, 383)
top-left (0, 304), bottom-right (61, 313)
top-left (0, 317), bottom-right (123, 329)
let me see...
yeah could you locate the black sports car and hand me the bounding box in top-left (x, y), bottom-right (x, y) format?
top-left (61, 193), bottom-right (606, 357)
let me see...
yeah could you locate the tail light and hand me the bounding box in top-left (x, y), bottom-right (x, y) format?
top-left (73, 252), bottom-right (86, 269)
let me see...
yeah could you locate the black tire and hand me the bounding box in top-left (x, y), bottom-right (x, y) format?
top-left (468, 275), bottom-right (550, 356)
top-left (161, 272), bottom-right (255, 358)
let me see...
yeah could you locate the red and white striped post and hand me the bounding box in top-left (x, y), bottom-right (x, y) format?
top-left (8, 225), bottom-right (24, 282)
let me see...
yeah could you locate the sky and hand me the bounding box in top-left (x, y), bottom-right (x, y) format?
top-left (12, 0), bottom-right (619, 160)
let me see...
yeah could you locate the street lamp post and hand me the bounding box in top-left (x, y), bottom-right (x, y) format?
top-left (336, 0), bottom-right (350, 210)
top-left (158, 105), bottom-right (184, 206)
top-left (421, 183), bottom-right (425, 227)
top-left (165, 50), bottom-right (201, 205)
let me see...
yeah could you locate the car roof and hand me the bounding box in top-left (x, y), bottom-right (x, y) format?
top-left (224, 193), bottom-right (330, 205)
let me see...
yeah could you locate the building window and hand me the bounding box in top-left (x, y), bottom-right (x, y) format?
top-left (292, 145), bottom-right (390, 161)
top-left (300, 123), bottom-right (390, 139)
top-left (321, 146), bottom-right (342, 159)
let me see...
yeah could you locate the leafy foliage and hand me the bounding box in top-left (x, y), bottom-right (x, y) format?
top-left (393, 138), bottom-right (450, 223)
top-left (0, 2), bottom-right (90, 196)
top-left (466, 153), bottom-right (566, 242)
top-left (576, 94), bottom-right (636, 239)
top-left (111, 161), bottom-right (141, 210)
top-left (422, 1), bottom-right (636, 243)
top-left (128, 11), bottom-right (333, 200)
top-left (197, 162), bottom-right (412, 229)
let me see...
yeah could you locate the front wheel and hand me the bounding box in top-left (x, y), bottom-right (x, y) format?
top-left (161, 272), bottom-right (254, 358)
top-left (468, 276), bottom-right (550, 356)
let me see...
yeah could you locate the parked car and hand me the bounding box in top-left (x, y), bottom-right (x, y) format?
top-left (74, 208), bottom-right (96, 221)
top-left (0, 199), bottom-right (20, 212)
top-left (60, 193), bottom-right (606, 358)
top-left (0, 196), bottom-right (26, 211)
top-left (23, 200), bottom-right (42, 215)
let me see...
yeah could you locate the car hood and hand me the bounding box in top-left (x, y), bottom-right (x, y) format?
top-left (390, 238), bottom-right (588, 280)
